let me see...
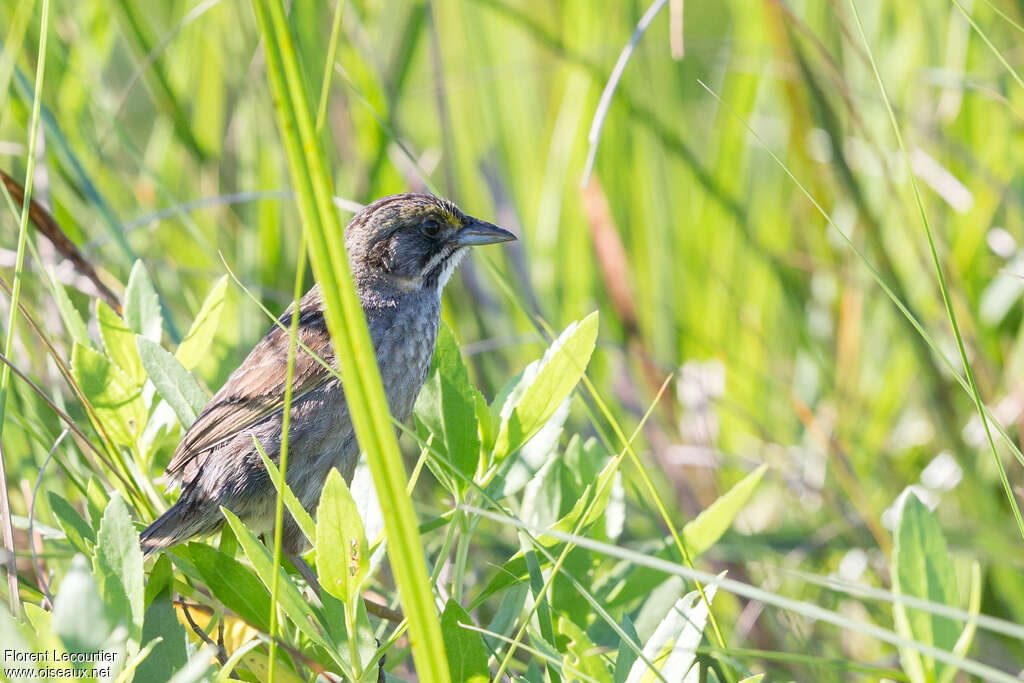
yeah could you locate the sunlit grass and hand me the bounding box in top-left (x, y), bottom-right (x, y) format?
top-left (1, 0), bottom-right (1023, 680)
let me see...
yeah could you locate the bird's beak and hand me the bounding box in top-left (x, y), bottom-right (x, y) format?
top-left (455, 219), bottom-right (517, 247)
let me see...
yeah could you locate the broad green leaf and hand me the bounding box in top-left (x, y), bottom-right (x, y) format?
top-left (316, 468), bottom-right (369, 605)
top-left (124, 260), bottom-right (163, 343)
top-left (221, 508), bottom-right (341, 660)
top-left (97, 300), bottom-right (143, 385)
top-left (47, 492), bottom-right (95, 554)
top-left (176, 275), bottom-right (228, 370)
top-left (255, 438), bottom-right (316, 544)
top-left (92, 493), bottom-right (145, 640)
top-left (145, 551), bottom-right (175, 606)
top-left (493, 312), bottom-right (599, 462)
top-left (613, 615), bottom-right (642, 683)
top-left (627, 582), bottom-right (719, 683)
top-left (72, 343), bottom-right (147, 446)
top-left (178, 543), bottom-right (271, 630)
top-left (415, 322), bottom-right (480, 494)
top-left (683, 464), bottom-right (767, 556)
top-left (559, 616), bottom-right (613, 683)
top-left (53, 554), bottom-right (113, 652)
top-left (137, 336), bottom-right (208, 427)
top-left (50, 274), bottom-right (90, 348)
top-left (137, 555), bottom-right (188, 682)
top-left (441, 600), bottom-right (490, 683)
top-left (893, 492), bottom-right (960, 683)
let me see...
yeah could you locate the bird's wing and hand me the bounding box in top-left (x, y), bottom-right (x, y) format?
top-left (166, 299), bottom-right (336, 478)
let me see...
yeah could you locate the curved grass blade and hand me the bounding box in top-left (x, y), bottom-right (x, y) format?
top-left (848, 0), bottom-right (1024, 540)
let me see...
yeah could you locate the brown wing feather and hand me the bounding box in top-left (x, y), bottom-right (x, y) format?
top-left (166, 287), bottom-right (336, 477)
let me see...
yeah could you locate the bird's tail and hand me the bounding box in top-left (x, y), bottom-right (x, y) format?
top-left (140, 500), bottom-right (207, 556)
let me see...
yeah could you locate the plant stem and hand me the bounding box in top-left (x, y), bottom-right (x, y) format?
top-left (268, 232), bottom-right (307, 682)
top-left (0, 0), bottom-right (50, 617)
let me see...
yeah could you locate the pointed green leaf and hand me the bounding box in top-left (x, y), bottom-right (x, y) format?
top-left (683, 464), bottom-right (767, 557)
top-left (221, 508), bottom-right (340, 659)
top-left (137, 336), bottom-right (209, 427)
top-left (177, 543), bottom-right (271, 631)
top-left (93, 493), bottom-right (145, 639)
top-left (137, 555), bottom-right (188, 682)
top-left (176, 275), bottom-right (228, 370)
top-left (415, 322), bottom-right (480, 493)
top-left (627, 582), bottom-right (719, 683)
top-left (255, 437), bottom-right (315, 544)
top-left (50, 274), bottom-right (90, 348)
top-left (97, 300), bottom-right (144, 384)
top-left (493, 313), bottom-right (598, 462)
top-left (124, 260), bottom-right (163, 342)
top-left (610, 468), bottom-right (766, 610)
top-left (316, 468), bottom-right (369, 604)
top-left (441, 599), bottom-right (489, 683)
top-left (47, 492), bottom-right (95, 554)
top-left (893, 492), bottom-right (960, 683)
top-left (72, 342), bottom-right (147, 446)
top-left (613, 615), bottom-right (641, 683)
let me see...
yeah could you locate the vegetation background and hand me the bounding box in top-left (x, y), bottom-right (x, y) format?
top-left (0, 0), bottom-right (1022, 680)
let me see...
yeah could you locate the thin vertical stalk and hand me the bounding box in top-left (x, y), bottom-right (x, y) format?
top-left (267, 233), bottom-right (306, 683)
top-left (314, 0), bottom-right (345, 134)
top-left (0, 0), bottom-right (49, 617)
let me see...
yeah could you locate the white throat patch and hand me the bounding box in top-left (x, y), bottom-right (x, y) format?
top-left (435, 247), bottom-right (467, 295)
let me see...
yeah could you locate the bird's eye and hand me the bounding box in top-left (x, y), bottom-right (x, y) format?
top-left (422, 219), bottom-right (441, 237)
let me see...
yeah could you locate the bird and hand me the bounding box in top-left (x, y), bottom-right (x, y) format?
top-left (140, 193), bottom-right (515, 558)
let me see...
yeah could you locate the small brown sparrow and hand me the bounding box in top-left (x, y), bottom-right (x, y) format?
top-left (140, 194), bottom-right (514, 556)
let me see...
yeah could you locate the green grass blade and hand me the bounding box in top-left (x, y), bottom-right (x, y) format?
top-left (267, 233), bottom-right (305, 683)
top-left (952, 0), bottom-right (1024, 92)
top-left (0, 0), bottom-right (49, 617)
top-left (248, 2), bottom-right (450, 680)
top-left (463, 506), bottom-right (1021, 683)
top-left (848, 0), bottom-right (1024, 541)
top-left (314, 0), bottom-right (345, 134)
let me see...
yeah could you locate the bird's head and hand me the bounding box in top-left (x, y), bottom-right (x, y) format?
top-left (345, 193), bottom-right (515, 295)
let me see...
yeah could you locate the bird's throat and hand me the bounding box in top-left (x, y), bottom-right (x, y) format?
top-left (420, 245), bottom-right (467, 295)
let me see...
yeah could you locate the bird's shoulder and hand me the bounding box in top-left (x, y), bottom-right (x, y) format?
top-left (166, 288), bottom-right (335, 476)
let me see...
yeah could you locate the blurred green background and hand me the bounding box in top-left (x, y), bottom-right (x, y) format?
top-left (2, 0), bottom-right (1024, 678)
